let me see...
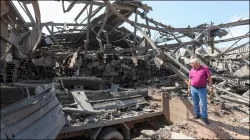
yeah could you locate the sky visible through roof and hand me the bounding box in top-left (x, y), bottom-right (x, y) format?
top-left (13, 1), bottom-right (249, 49)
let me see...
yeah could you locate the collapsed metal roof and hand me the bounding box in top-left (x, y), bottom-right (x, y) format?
top-left (0, 1), bottom-right (249, 139)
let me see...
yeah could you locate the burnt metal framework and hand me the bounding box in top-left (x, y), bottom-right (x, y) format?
top-left (1, 0), bottom-right (249, 91)
top-left (0, 0), bottom-right (249, 128)
top-left (0, 1), bottom-right (249, 139)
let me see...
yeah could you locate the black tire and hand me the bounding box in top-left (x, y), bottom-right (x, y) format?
top-left (97, 127), bottom-right (124, 140)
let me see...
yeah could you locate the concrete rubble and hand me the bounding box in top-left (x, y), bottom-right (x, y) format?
top-left (0, 0), bottom-right (249, 139)
top-left (133, 125), bottom-right (195, 139)
top-left (132, 98), bottom-right (249, 139)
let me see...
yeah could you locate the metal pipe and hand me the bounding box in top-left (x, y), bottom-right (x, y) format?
top-left (22, 2), bottom-right (36, 24)
top-left (63, 107), bottom-right (105, 115)
top-left (74, 3), bottom-right (89, 22)
top-left (96, 8), bottom-right (110, 52)
top-left (220, 41), bottom-right (249, 55)
top-left (166, 62), bottom-right (189, 84)
top-left (164, 52), bottom-right (190, 73)
top-left (223, 31), bottom-right (249, 52)
top-left (25, 22), bottom-right (88, 27)
top-left (133, 9), bottom-right (138, 47)
top-left (86, 1), bottom-right (93, 43)
top-left (156, 34), bottom-right (249, 51)
top-left (30, 0), bottom-right (42, 55)
top-left (103, 30), bottom-right (109, 44)
top-left (145, 14), bottom-right (151, 37)
top-left (45, 25), bottom-right (63, 51)
top-left (213, 89), bottom-right (225, 103)
top-left (213, 34), bottom-right (249, 43)
top-left (63, 1), bottom-right (77, 13)
top-left (107, 20), bottom-right (123, 35)
top-left (220, 95), bottom-right (249, 106)
top-left (70, 4), bottom-right (104, 49)
top-left (210, 19), bottom-right (249, 30)
top-left (215, 87), bottom-right (249, 102)
top-left (73, 5), bottom-right (104, 30)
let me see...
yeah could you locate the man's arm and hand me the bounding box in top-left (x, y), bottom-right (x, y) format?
top-left (187, 78), bottom-right (191, 95)
top-left (208, 75), bottom-right (213, 93)
top-left (188, 78), bottom-right (191, 89)
top-left (188, 71), bottom-right (192, 96)
top-left (205, 66), bottom-right (213, 93)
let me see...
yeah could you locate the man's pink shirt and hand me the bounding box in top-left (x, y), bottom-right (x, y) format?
top-left (189, 65), bottom-right (211, 87)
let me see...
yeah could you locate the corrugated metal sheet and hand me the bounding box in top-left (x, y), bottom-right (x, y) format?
top-left (221, 45), bottom-right (249, 56)
top-left (1, 88), bottom-right (66, 139)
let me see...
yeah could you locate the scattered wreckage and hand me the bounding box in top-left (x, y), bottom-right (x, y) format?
top-left (1, 0), bottom-right (249, 139)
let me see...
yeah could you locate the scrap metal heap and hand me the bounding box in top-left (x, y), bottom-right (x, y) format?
top-left (0, 0), bottom-right (249, 139)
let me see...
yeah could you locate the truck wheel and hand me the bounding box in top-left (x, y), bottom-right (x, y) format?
top-left (97, 127), bottom-right (124, 140)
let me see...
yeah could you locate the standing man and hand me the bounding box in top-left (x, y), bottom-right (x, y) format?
top-left (187, 57), bottom-right (213, 125)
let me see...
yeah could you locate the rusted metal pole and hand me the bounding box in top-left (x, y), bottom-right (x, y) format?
top-left (133, 9), bottom-right (138, 48)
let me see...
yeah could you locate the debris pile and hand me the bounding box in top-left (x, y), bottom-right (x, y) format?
top-left (133, 126), bottom-right (194, 140)
top-left (65, 103), bottom-right (162, 127)
top-left (133, 96), bottom-right (250, 140)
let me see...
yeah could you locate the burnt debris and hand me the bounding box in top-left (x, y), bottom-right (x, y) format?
top-left (0, 0), bottom-right (249, 139)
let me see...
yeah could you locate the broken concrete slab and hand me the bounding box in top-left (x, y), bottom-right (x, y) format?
top-left (170, 131), bottom-right (195, 139)
top-left (141, 130), bottom-right (156, 139)
top-left (164, 126), bottom-right (172, 131)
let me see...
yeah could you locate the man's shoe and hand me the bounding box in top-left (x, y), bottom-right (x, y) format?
top-left (202, 118), bottom-right (210, 125)
top-left (194, 115), bottom-right (200, 119)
